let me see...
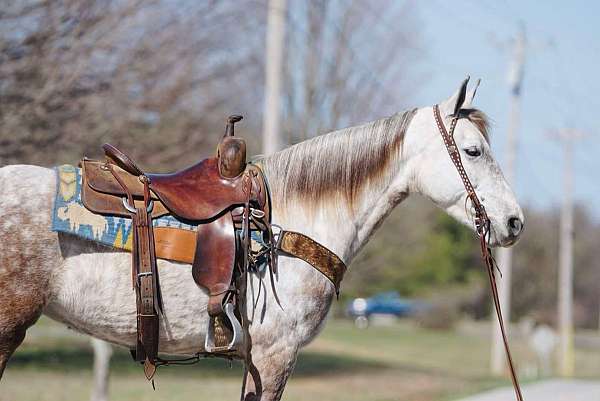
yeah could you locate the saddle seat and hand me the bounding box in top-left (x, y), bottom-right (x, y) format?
top-left (100, 142), bottom-right (266, 223)
top-left (147, 159), bottom-right (251, 222)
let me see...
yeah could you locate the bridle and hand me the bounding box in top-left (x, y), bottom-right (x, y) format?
top-left (433, 104), bottom-right (524, 401)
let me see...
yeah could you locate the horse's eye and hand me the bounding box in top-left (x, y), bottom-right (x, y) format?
top-left (465, 147), bottom-right (481, 157)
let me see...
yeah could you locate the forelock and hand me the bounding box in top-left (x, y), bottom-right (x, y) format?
top-left (461, 108), bottom-right (490, 142)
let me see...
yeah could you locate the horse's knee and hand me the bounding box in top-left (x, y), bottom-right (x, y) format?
top-left (0, 292), bottom-right (43, 379)
top-left (0, 326), bottom-right (27, 379)
top-left (243, 347), bottom-right (298, 401)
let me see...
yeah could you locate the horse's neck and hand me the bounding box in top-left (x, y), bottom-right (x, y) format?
top-left (348, 176), bottom-right (410, 257)
top-left (272, 178), bottom-right (409, 269)
top-left (264, 109), bottom-right (419, 264)
top-left (270, 150), bottom-right (412, 265)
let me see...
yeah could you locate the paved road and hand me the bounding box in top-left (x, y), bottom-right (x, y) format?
top-left (458, 379), bottom-right (600, 401)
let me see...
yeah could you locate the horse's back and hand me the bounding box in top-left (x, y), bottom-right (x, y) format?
top-left (0, 164), bottom-right (57, 263)
top-left (0, 164), bottom-right (58, 275)
top-left (0, 164), bottom-right (55, 211)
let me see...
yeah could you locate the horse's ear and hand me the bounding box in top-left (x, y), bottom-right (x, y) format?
top-left (440, 76), bottom-right (470, 117)
top-left (462, 78), bottom-right (481, 109)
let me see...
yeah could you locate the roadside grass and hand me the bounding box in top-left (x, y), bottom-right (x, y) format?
top-left (2, 317), bottom-right (599, 401)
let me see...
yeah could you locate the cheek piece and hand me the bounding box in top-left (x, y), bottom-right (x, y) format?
top-left (434, 104), bottom-right (523, 401)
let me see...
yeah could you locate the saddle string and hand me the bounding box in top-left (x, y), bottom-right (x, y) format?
top-left (252, 267), bottom-right (264, 314)
top-left (246, 200), bottom-right (283, 311)
top-left (434, 105), bottom-right (524, 401)
top-left (239, 232), bottom-right (253, 401)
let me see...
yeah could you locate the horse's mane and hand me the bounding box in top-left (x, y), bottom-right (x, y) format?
top-left (261, 109), bottom-right (417, 213)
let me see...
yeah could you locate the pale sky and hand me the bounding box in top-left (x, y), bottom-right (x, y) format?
top-left (414, 0), bottom-right (600, 217)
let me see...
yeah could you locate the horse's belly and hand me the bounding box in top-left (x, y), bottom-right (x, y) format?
top-left (44, 250), bottom-right (209, 354)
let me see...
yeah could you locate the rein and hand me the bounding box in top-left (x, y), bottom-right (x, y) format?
top-left (433, 104), bottom-right (524, 401)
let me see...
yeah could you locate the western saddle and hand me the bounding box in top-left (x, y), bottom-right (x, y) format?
top-left (80, 115), bottom-right (347, 380)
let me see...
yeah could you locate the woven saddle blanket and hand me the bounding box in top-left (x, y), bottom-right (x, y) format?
top-left (51, 165), bottom-right (198, 262)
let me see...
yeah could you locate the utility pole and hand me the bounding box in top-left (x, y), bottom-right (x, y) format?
top-left (262, 0), bottom-right (287, 156)
top-left (490, 26), bottom-right (526, 376)
top-left (550, 128), bottom-right (583, 377)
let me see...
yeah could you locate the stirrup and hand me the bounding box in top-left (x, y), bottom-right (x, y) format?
top-left (204, 303), bottom-right (243, 353)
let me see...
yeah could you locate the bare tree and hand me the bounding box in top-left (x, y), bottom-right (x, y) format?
top-left (0, 0), bottom-right (421, 164)
top-left (0, 0), bottom-right (426, 266)
top-left (0, 0), bottom-right (264, 167)
top-left (282, 0), bottom-right (421, 143)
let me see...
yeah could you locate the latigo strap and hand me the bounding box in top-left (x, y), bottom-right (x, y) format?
top-left (434, 104), bottom-right (524, 401)
top-left (107, 163), bottom-right (161, 379)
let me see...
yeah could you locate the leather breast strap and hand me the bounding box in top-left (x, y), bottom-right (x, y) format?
top-left (434, 104), bottom-right (524, 401)
top-left (275, 230), bottom-right (347, 296)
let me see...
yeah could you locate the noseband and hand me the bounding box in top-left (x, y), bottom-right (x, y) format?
top-left (433, 105), bottom-right (524, 401)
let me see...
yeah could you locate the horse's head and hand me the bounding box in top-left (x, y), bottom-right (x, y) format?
top-left (405, 78), bottom-right (524, 247)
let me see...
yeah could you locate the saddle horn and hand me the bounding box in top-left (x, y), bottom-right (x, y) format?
top-left (224, 115), bottom-right (243, 138)
top-left (218, 115), bottom-right (246, 178)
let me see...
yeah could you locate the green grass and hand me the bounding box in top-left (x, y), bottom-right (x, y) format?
top-left (2, 318), bottom-right (599, 401)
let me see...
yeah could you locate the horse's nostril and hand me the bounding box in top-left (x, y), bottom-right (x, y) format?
top-left (508, 217), bottom-right (523, 236)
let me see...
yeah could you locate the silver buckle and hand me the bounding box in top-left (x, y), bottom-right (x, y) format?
top-left (271, 223), bottom-right (282, 244)
top-left (250, 208), bottom-right (265, 218)
top-left (122, 197), bottom-right (154, 214)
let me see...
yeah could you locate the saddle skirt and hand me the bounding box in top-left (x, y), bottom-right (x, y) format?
top-left (51, 164), bottom-right (214, 264)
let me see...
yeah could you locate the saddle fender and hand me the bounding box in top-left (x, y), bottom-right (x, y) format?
top-left (191, 212), bottom-right (236, 317)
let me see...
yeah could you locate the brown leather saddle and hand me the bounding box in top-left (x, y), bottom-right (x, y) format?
top-left (80, 115), bottom-right (274, 379)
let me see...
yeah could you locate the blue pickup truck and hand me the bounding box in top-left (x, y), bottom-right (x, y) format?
top-left (346, 292), bottom-right (427, 328)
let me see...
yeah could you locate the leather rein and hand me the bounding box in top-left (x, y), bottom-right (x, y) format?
top-left (433, 104), bottom-right (524, 401)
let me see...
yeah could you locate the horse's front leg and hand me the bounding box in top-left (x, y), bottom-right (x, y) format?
top-left (242, 343), bottom-right (298, 401)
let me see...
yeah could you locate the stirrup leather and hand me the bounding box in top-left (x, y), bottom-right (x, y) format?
top-left (205, 302), bottom-right (243, 353)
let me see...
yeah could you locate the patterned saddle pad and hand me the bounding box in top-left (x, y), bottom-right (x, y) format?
top-left (51, 165), bottom-right (197, 254)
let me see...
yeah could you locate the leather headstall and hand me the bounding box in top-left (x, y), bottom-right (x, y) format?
top-left (433, 104), bottom-right (524, 401)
